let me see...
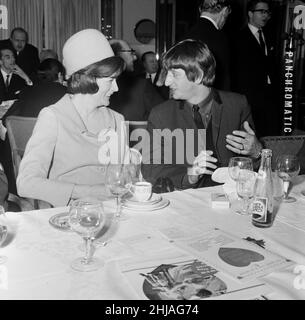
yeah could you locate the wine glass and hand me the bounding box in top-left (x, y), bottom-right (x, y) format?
top-left (228, 157), bottom-right (253, 181)
top-left (106, 164), bottom-right (132, 219)
top-left (276, 154), bottom-right (300, 203)
top-left (69, 199), bottom-right (105, 272)
top-left (236, 170), bottom-right (257, 215)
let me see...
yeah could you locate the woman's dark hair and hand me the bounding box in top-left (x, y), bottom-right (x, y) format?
top-left (37, 58), bottom-right (65, 82)
top-left (67, 56), bottom-right (125, 95)
top-left (159, 39), bottom-right (216, 87)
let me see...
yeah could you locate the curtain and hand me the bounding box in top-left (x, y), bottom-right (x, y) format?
top-left (0, 0), bottom-right (9, 39)
top-left (45, 0), bottom-right (101, 61)
top-left (6, 0), bottom-right (44, 51)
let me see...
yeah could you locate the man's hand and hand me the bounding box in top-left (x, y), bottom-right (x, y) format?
top-left (12, 65), bottom-right (32, 85)
top-left (226, 121), bottom-right (262, 158)
top-left (187, 150), bottom-right (218, 184)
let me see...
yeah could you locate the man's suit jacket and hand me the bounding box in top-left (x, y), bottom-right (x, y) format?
top-left (231, 26), bottom-right (278, 137)
top-left (0, 72), bottom-right (28, 102)
top-left (3, 81), bottom-right (66, 120)
top-left (109, 72), bottom-right (164, 121)
top-left (0, 39), bottom-right (39, 79)
top-left (141, 90), bottom-right (254, 189)
top-left (184, 18), bottom-right (231, 90)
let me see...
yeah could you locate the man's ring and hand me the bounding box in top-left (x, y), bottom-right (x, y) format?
top-left (240, 144), bottom-right (244, 150)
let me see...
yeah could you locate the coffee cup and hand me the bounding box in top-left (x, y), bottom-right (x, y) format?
top-left (131, 181), bottom-right (152, 202)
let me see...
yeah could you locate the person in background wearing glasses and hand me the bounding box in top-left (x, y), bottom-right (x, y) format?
top-left (231, 0), bottom-right (279, 138)
top-left (109, 39), bottom-right (163, 121)
top-left (183, 0), bottom-right (232, 91)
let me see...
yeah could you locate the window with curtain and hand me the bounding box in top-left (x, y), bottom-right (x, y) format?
top-left (1, 0), bottom-right (44, 51)
top-left (101, 0), bottom-right (116, 39)
top-left (44, 0), bottom-right (102, 61)
top-left (1, 0), bottom-right (112, 62)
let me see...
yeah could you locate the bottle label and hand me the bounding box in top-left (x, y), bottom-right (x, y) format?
top-left (252, 197), bottom-right (268, 223)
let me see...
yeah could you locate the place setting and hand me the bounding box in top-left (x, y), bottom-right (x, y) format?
top-left (121, 181), bottom-right (170, 212)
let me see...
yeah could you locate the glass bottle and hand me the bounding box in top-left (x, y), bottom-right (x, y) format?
top-left (252, 149), bottom-right (274, 228)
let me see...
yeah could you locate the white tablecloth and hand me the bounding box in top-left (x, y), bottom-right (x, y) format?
top-left (1, 176), bottom-right (305, 300)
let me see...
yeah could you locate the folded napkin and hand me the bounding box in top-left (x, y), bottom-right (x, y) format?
top-left (212, 167), bottom-right (237, 200)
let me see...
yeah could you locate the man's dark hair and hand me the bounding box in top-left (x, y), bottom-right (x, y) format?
top-left (199, 0), bottom-right (231, 14)
top-left (160, 39), bottom-right (216, 87)
top-left (247, 0), bottom-right (270, 13)
top-left (141, 51), bottom-right (156, 64)
top-left (0, 46), bottom-right (14, 60)
top-left (10, 27), bottom-right (29, 42)
top-left (37, 58), bottom-right (66, 82)
top-left (67, 56), bottom-right (125, 94)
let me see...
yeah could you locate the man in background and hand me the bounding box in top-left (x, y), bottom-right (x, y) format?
top-left (231, 0), bottom-right (279, 137)
top-left (0, 46), bottom-right (33, 102)
top-left (141, 51), bottom-right (159, 85)
top-left (109, 39), bottom-right (164, 121)
top-left (183, 0), bottom-right (232, 90)
top-left (0, 27), bottom-right (40, 80)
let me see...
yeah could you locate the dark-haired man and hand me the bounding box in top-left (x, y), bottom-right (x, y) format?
top-left (0, 47), bottom-right (33, 102)
top-left (141, 39), bottom-right (262, 190)
top-left (231, 0), bottom-right (279, 137)
top-left (0, 27), bottom-right (40, 79)
top-left (183, 0), bottom-right (232, 90)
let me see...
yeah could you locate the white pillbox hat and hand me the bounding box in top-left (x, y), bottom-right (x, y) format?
top-left (63, 29), bottom-right (114, 77)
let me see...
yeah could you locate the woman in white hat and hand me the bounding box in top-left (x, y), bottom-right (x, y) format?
top-left (17, 29), bottom-right (132, 207)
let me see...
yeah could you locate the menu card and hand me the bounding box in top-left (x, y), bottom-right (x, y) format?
top-left (172, 228), bottom-right (293, 283)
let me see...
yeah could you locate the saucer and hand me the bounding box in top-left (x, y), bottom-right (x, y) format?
top-left (126, 193), bottom-right (162, 206)
top-left (49, 212), bottom-right (72, 231)
top-left (122, 197), bottom-right (170, 212)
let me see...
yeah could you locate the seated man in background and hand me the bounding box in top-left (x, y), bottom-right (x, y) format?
top-left (0, 27), bottom-right (40, 80)
top-left (141, 51), bottom-right (159, 85)
top-left (0, 46), bottom-right (33, 102)
top-left (109, 39), bottom-right (164, 121)
top-left (3, 58), bottom-right (66, 119)
top-left (141, 39), bottom-right (262, 190)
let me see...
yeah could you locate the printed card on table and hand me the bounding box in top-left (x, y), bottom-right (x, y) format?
top-left (172, 228), bottom-right (293, 283)
top-left (119, 256), bottom-right (271, 300)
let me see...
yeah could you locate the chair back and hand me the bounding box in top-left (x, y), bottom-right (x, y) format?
top-left (5, 116), bottom-right (37, 178)
top-left (260, 135), bottom-right (305, 169)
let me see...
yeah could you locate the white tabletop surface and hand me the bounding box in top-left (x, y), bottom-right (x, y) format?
top-left (1, 176), bottom-right (305, 300)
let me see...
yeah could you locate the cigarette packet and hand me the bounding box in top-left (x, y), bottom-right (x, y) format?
top-left (211, 193), bottom-right (230, 209)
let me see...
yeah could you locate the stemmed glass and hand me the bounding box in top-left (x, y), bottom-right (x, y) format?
top-left (236, 170), bottom-right (257, 215)
top-left (69, 199), bottom-right (105, 272)
top-left (228, 157), bottom-right (253, 181)
top-left (106, 164), bottom-right (133, 219)
top-left (276, 154), bottom-right (300, 203)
